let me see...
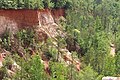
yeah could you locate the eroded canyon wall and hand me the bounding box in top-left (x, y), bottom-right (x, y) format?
top-left (0, 9), bottom-right (65, 35)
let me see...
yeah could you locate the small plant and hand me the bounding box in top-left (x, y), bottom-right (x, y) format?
top-left (77, 65), bottom-right (104, 80)
top-left (0, 67), bottom-right (7, 80)
top-left (0, 28), bottom-right (12, 51)
top-left (16, 28), bottom-right (36, 48)
top-left (43, 0), bottom-right (54, 8)
top-left (13, 55), bottom-right (48, 80)
top-left (52, 0), bottom-right (72, 9)
top-left (50, 62), bottom-right (69, 80)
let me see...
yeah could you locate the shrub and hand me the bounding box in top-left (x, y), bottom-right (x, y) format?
top-left (0, 0), bottom-right (44, 9)
top-left (77, 65), bottom-right (104, 80)
top-left (51, 0), bottom-right (72, 9)
top-left (43, 0), bottom-right (54, 8)
top-left (102, 55), bottom-right (116, 76)
top-left (115, 51), bottom-right (120, 76)
top-left (13, 55), bottom-right (48, 80)
top-left (16, 28), bottom-right (36, 48)
top-left (50, 62), bottom-right (68, 80)
top-left (0, 28), bottom-right (12, 51)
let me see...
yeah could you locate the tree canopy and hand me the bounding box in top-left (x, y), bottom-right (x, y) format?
top-left (0, 0), bottom-right (72, 9)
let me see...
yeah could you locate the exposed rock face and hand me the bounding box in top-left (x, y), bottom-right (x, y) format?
top-left (110, 43), bottom-right (115, 57)
top-left (0, 10), bottom-right (39, 28)
top-left (0, 16), bottom-right (18, 36)
top-left (37, 10), bottom-right (59, 38)
top-left (59, 48), bottom-right (81, 71)
top-left (0, 9), bottom-right (65, 39)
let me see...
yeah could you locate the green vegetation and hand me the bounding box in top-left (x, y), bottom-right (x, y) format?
top-left (65, 0), bottom-right (120, 76)
top-left (0, 0), bottom-right (120, 80)
top-left (0, 0), bottom-right (72, 9)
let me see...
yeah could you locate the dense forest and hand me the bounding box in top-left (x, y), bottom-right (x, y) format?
top-left (0, 0), bottom-right (72, 9)
top-left (0, 0), bottom-right (120, 80)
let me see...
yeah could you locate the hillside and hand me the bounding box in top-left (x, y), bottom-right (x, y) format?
top-left (0, 0), bottom-right (120, 80)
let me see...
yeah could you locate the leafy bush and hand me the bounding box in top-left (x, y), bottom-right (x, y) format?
top-left (0, 28), bottom-right (12, 51)
top-left (102, 55), bottom-right (116, 76)
top-left (0, 0), bottom-right (17, 9)
top-left (42, 0), bottom-right (72, 9)
top-left (16, 28), bottom-right (36, 48)
top-left (0, 0), bottom-right (44, 9)
top-left (77, 65), bottom-right (103, 80)
top-left (0, 28), bottom-right (37, 53)
top-left (43, 0), bottom-right (54, 8)
top-left (115, 51), bottom-right (120, 76)
top-left (0, 67), bottom-right (7, 80)
top-left (50, 62), bottom-right (68, 80)
top-left (13, 55), bottom-right (48, 80)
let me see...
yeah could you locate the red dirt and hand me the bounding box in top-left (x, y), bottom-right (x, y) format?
top-left (0, 9), bottom-right (65, 28)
